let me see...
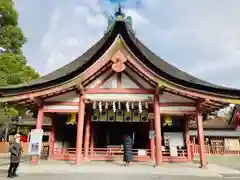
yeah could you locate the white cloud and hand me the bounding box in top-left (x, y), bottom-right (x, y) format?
top-left (40, 2), bottom-right (106, 75)
top-left (21, 0), bottom-right (240, 88)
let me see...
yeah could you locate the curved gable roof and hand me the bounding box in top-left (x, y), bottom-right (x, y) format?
top-left (1, 20), bottom-right (240, 97)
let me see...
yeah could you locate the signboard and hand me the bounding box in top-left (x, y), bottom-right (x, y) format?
top-left (138, 149), bottom-right (146, 156)
top-left (164, 132), bottom-right (184, 157)
top-left (28, 129), bottom-right (43, 155)
top-left (164, 132), bottom-right (184, 147)
top-left (169, 146), bottom-right (178, 157)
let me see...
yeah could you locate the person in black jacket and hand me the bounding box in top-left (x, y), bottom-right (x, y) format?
top-left (123, 134), bottom-right (134, 166)
top-left (7, 134), bottom-right (22, 178)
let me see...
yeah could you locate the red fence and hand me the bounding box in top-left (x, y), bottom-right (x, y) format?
top-left (192, 144), bottom-right (240, 155)
top-left (50, 148), bottom-right (151, 161)
top-left (50, 147), bottom-right (189, 162)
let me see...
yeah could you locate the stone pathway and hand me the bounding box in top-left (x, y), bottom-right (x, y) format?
top-left (0, 160), bottom-right (239, 178)
top-left (0, 155), bottom-right (240, 179)
top-left (0, 173), bottom-right (238, 180)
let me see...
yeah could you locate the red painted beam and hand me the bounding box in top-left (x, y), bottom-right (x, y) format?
top-left (84, 88), bottom-right (155, 94)
top-left (44, 101), bottom-right (196, 107)
top-left (42, 109), bottom-right (78, 113)
top-left (160, 111), bottom-right (196, 115)
top-left (44, 101), bottom-right (79, 106)
top-left (160, 102), bottom-right (196, 107)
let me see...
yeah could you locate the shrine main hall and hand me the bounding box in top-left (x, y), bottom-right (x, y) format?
top-left (1, 8), bottom-right (240, 168)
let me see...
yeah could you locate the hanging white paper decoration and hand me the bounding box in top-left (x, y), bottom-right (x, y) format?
top-left (131, 102), bottom-right (134, 109)
top-left (98, 101), bottom-right (102, 113)
top-left (118, 101), bottom-right (121, 109)
top-left (126, 102), bottom-right (130, 112)
top-left (93, 101), bottom-right (96, 109)
top-left (105, 102), bottom-right (109, 109)
top-left (113, 101), bottom-right (116, 112)
top-left (145, 102), bottom-right (148, 109)
top-left (138, 101), bottom-right (142, 113)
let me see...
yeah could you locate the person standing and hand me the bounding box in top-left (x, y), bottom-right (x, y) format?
top-left (123, 134), bottom-right (134, 166)
top-left (7, 134), bottom-right (22, 178)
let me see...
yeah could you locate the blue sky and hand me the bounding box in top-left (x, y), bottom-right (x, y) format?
top-left (14, 0), bottom-right (240, 88)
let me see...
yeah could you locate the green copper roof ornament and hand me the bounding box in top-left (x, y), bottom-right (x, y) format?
top-left (104, 3), bottom-right (135, 35)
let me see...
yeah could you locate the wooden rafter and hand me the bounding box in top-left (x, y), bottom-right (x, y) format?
top-left (123, 71), bottom-right (145, 89)
top-left (164, 87), bottom-right (197, 101)
top-left (124, 68), bottom-right (155, 88)
top-left (125, 62), bottom-right (157, 87)
top-left (94, 71), bottom-right (115, 88)
top-left (82, 62), bottom-right (112, 87)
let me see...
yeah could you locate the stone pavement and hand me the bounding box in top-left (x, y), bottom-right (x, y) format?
top-left (0, 173), bottom-right (238, 180)
top-left (0, 154), bottom-right (29, 167)
top-left (194, 155), bottom-right (240, 171)
top-left (0, 160), bottom-right (239, 179)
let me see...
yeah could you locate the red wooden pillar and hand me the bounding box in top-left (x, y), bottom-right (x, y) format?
top-left (185, 117), bottom-right (191, 161)
top-left (83, 112), bottom-right (91, 159)
top-left (150, 120), bottom-right (155, 161)
top-left (36, 107), bottom-right (44, 129)
top-left (196, 102), bottom-right (207, 168)
top-left (90, 124), bottom-right (95, 155)
top-left (154, 93), bottom-right (162, 166)
top-left (75, 95), bottom-right (85, 164)
top-left (49, 115), bottom-right (55, 156)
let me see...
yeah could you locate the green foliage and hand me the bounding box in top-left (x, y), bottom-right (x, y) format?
top-left (0, 25), bottom-right (26, 53)
top-left (0, 0), bottom-right (18, 26)
top-left (0, 0), bottom-right (40, 123)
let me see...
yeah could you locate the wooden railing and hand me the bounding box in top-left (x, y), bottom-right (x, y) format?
top-left (52, 148), bottom-right (151, 156)
top-left (192, 144), bottom-right (240, 155)
top-left (162, 149), bottom-right (187, 157)
top-left (50, 147), bottom-right (188, 162)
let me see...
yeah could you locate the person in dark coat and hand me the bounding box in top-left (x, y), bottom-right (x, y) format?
top-left (123, 134), bottom-right (134, 166)
top-left (7, 134), bottom-right (22, 178)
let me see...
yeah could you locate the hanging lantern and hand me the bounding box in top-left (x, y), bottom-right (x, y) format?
top-left (163, 115), bottom-right (173, 126)
top-left (138, 101), bottom-right (142, 113)
top-left (93, 101), bottom-right (96, 109)
top-left (98, 101), bottom-right (102, 113)
top-left (113, 101), bottom-right (116, 112)
top-left (126, 102), bottom-right (130, 112)
top-left (66, 113), bottom-right (77, 125)
top-left (118, 101), bottom-right (121, 109)
top-left (105, 102), bottom-right (109, 109)
top-left (145, 102), bottom-right (148, 109)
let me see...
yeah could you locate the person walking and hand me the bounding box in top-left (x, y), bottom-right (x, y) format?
top-left (123, 134), bottom-right (134, 166)
top-left (7, 134), bottom-right (22, 178)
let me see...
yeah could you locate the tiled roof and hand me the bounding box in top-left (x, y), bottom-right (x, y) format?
top-left (1, 20), bottom-right (240, 97)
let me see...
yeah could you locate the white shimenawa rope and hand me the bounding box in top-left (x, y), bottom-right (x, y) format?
top-left (126, 102), bottom-right (130, 112)
top-left (98, 101), bottom-right (102, 113)
top-left (138, 101), bottom-right (142, 113)
top-left (113, 101), bottom-right (116, 112)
